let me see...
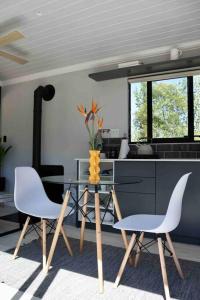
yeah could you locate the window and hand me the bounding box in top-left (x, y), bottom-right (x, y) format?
top-left (130, 82), bottom-right (147, 142)
top-left (194, 75), bottom-right (200, 141)
top-left (129, 74), bottom-right (200, 143)
top-left (152, 77), bottom-right (188, 139)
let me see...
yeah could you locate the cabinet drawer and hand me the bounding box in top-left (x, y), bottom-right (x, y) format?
top-left (115, 176), bottom-right (155, 194)
top-left (115, 161), bottom-right (155, 177)
top-left (116, 192), bottom-right (156, 217)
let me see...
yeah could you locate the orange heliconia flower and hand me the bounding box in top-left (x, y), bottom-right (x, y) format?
top-left (91, 100), bottom-right (101, 114)
top-left (98, 117), bottom-right (103, 129)
top-left (77, 104), bottom-right (87, 117)
top-left (77, 100), bottom-right (104, 150)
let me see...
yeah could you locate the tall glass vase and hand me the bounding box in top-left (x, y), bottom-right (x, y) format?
top-left (89, 150), bottom-right (100, 184)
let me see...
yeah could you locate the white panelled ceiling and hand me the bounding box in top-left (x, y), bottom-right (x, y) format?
top-left (0, 0), bottom-right (200, 82)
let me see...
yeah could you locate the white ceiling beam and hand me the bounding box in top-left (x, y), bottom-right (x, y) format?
top-left (2, 43), bottom-right (200, 86)
top-left (1, 47), bottom-right (170, 86)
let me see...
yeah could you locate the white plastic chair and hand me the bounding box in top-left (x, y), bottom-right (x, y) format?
top-left (113, 172), bottom-right (191, 300)
top-left (13, 167), bottom-right (74, 270)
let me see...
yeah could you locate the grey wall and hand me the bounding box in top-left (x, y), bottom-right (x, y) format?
top-left (1, 69), bottom-right (128, 191)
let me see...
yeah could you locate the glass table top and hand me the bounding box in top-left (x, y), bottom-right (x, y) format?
top-left (42, 176), bottom-right (141, 186)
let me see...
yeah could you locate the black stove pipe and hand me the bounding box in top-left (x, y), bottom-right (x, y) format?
top-left (32, 85), bottom-right (55, 170)
top-left (31, 84), bottom-right (64, 205)
top-left (19, 84), bottom-right (63, 225)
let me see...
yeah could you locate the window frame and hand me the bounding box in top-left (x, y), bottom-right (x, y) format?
top-left (128, 75), bottom-right (196, 144)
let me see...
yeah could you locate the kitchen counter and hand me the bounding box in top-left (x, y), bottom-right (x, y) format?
top-left (75, 158), bottom-right (200, 162)
top-left (115, 158), bottom-right (200, 161)
top-left (76, 158), bottom-right (200, 244)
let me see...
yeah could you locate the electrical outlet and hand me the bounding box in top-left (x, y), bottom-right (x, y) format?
top-left (110, 129), bottom-right (120, 138)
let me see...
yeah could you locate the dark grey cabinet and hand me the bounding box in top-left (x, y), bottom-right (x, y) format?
top-left (114, 160), bottom-right (200, 244)
top-left (156, 162), bottom-right (200, 242)
top-left (115, 192), bottom-right (155, 217)
top-left (115, 176), bottom-right (155, 194)
top-left (115, 161), bottom-right (156, 218)
top-left (115, 161), bottom-right (155, 177)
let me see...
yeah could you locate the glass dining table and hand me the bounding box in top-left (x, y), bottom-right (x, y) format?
top-left (42, 176), bottom-right (141, 293)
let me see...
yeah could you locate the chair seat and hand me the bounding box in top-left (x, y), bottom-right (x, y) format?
top-left (113, 214), bottom-right (165, 233)
top-left (19, 201), bottom-right (74, 219)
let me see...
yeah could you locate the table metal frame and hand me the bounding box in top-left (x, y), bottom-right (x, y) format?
top-left (44, 182), bottom-right (133, 293)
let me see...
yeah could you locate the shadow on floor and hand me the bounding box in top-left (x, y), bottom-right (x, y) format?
top-left (4, 236), bottom-right (200, 300)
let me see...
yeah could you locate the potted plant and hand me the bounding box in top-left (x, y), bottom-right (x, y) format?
top-left (77, 100), bottom-right (103, 184)
top-left (0, 144), bottom-right (12, 191)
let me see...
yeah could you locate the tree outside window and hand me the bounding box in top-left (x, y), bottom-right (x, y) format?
top-left (194, 75), bottom-right (200, 141)
top-left (130, 74), bottom-right (200, 143)
top-left (152, 78), bottom-right (188, 139)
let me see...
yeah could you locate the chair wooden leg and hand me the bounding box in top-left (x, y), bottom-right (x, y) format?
top-left (166, 233), bottom-right (184, 279)
top-left (95, 192), bottom-right (104, 293)
top-left (157, 237), bottom-right (170, 300)
top-left (135, 232), bottom-right (144, 267)
top-left (61, 225), bottom-right (73, 256)
top-left (111, 189), bottom-right (133, 265)
top-left (45, 190), bottom-right (70, 274)
top-left (39, 220), bottom-right (43, 248)
top-left (80, 188), bottom-right (88, 253)
top-left (13, 216), bottom-right (30, 259)
top-left (42, 219), bottom-right (46, 271)
top-left (114, 233), bottom-right (136, 288)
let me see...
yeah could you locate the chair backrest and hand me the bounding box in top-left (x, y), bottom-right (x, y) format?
top-left (158, 172), bottom-right (191, 233)
top-left (14, 167), bottom-right (49, 212)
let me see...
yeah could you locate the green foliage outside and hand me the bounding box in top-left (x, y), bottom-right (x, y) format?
top-left (194, 76), bottom-right (200, 140)
top-left (131, 76), bottom-right (200, 142)
top-left (131, 82), bottom-right (147, 142)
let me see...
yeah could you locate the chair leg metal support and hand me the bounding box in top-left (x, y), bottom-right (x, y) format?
top-left (162, 240), bottom-right (173, 257)
top-left (135, 232), bottom-right (144, 267)
top-left (80, 188), bottom-right (88, 253)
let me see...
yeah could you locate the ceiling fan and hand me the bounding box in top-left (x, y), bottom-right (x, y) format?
top-left (0, 31), bottom-right (28, 64)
